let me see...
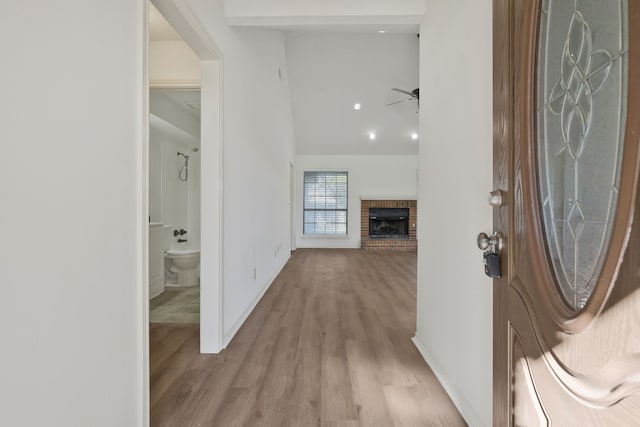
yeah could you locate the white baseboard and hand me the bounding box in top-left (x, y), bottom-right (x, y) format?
top-left (222, 255), bottom-right (290, 348)
top-left (412, 334), bottom-right (486, 427)
top-left (149, 281), bottom-right (164, 300)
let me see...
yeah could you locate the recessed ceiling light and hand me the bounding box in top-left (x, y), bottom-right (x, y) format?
top-left (369, 132), bottom-right (377, 140)
top-left (378, 30), bottom-right (386, 34)
top-left (411, 133), bottom-right (419, 140)
top-left (353, 103), bottom-right (362, 110)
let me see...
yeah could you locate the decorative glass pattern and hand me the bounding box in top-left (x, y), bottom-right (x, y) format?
top-left (303, 171), bottom-right (348, 235)
top-left (537, 0), bottom-right (628, 310)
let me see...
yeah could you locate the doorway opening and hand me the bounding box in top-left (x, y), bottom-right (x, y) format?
top-left (149, 86), bottom-right (202, 323)
top-left (146, 0), bottom-right (224, 358)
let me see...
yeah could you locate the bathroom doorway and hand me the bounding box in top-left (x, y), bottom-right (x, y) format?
top-left (147, 0), bottom-right (224, 352)
top-left (148, 86), bottom-right (201, 324)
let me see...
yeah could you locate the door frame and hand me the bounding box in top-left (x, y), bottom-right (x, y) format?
top-left (147, 0), bottom-right (225, 352)
top-left (492, 1), bottom-right (512, 423)
top-left (150, 0), bottom-right (225, 356)
top-left (142, 1), bottom-right (225, 419)
top-left (290, 161), bottom-right (296, 251)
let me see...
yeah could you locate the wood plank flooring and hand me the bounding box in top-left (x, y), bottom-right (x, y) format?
top-left (150, 249), bottom-right (467, 427)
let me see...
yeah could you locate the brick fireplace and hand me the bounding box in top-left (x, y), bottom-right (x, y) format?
top-left (361, 199), bottom-right (417, 251)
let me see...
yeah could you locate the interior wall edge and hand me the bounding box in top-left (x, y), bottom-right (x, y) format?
top-left (412, 334), bottom-right (485, 427)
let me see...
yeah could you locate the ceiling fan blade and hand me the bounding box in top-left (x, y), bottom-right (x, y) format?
top-left (385, 98), bottom-right (411, 106)
top-left (391, 88), bottom-right (415, 97)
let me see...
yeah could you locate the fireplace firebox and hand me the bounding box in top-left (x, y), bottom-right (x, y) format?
top-left (369, 208), bottom-right (409, 239)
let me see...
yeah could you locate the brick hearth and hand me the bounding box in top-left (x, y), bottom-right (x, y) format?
top-left (361, 199), bottom-right (417, 251)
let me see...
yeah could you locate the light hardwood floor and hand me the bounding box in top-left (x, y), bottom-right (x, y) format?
top-left (150, 249), bottom-right (467, 427)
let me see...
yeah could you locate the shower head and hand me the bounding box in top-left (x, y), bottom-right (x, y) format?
top-left (177, 148), bottom-right (198, 160)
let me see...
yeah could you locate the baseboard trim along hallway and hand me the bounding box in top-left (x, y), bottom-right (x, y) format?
top-left (223, 255), bottom-right (291, 348)
top-left (412, 334), bottom-right (481, 426)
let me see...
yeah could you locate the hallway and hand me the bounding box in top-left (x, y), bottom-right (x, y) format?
top-left (150, 249), bottom-right (466, 426)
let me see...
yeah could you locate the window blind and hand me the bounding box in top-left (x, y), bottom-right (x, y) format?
top-left (303, 171), bottom-right (348, 235)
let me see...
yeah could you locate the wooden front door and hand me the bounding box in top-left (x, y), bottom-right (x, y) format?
top-left (493, 0), bottom-right (640, 425)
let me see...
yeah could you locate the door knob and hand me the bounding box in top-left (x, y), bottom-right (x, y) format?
top-left (478, 231), bottom-right (504, 278)
top-left (477, 231), bottom-right (503, 252)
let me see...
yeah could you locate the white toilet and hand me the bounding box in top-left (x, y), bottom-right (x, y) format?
top-left (164, 249), bottom-right (200, 286)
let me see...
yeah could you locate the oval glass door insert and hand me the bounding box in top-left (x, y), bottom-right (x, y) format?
top-left (536, 0), bottom-right (628, 310)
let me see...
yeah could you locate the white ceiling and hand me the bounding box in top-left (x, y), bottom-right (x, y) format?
top-left (151, 89), bottom-right (201, 120)
top-left (286, 32), bottom-right (419, 155)
top-left (149, 113), bottom-right (199, 148)
top-left (257, 23), bottom-right (419, 34)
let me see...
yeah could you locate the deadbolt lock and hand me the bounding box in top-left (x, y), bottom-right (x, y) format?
top-left (488, 190), bottom-right (504, 207)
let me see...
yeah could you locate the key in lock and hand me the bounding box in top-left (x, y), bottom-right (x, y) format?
top-left (483, 251), bottom-right (501, 278)
top-left (477, 231), bottom-right (503, 279)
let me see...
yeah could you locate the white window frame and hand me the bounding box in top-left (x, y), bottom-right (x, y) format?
top-left (303, 171), bottom-right (348, 236)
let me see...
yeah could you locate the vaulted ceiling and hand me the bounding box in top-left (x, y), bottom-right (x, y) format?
top-left (285, 32), bottom-right (419, 155)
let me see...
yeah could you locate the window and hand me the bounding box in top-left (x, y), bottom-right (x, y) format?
top-left (303, 171), bottom-right (348, 235)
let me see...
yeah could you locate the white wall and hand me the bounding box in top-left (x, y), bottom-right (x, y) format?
top-left (149, 115), bottom-right (201, 249)
top-left (160, 135), bottom-right (189, 234)
top-left (0, 1), bottom-right (145, 426)
top-left (295, 155), bottom-right (418, 249)
top-left (149, 40), bottom-right (201, 86)
top-left (150, 128), bottom-right (163, 222)
top-left (187, 142), bottom-right (201, 249)
top-left (414, 1), bottom-right (493, 426)
top-left (187, 0), bottom-right (297, 345)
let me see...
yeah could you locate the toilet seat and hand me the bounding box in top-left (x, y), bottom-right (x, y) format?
top-left (166, 249), bottom-right (200, 257)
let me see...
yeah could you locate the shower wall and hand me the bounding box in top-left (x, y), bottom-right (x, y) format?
top-left (149, 114), bottom-right (201, 250)
top-left (187, 147), bottom-right (201, 249)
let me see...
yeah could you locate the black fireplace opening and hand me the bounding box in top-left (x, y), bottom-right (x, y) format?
top-left (369, 208), bottom-right (409, 239)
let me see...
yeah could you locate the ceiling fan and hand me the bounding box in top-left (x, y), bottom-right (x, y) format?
top-left (386, 88), bottom-right (420, 107)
